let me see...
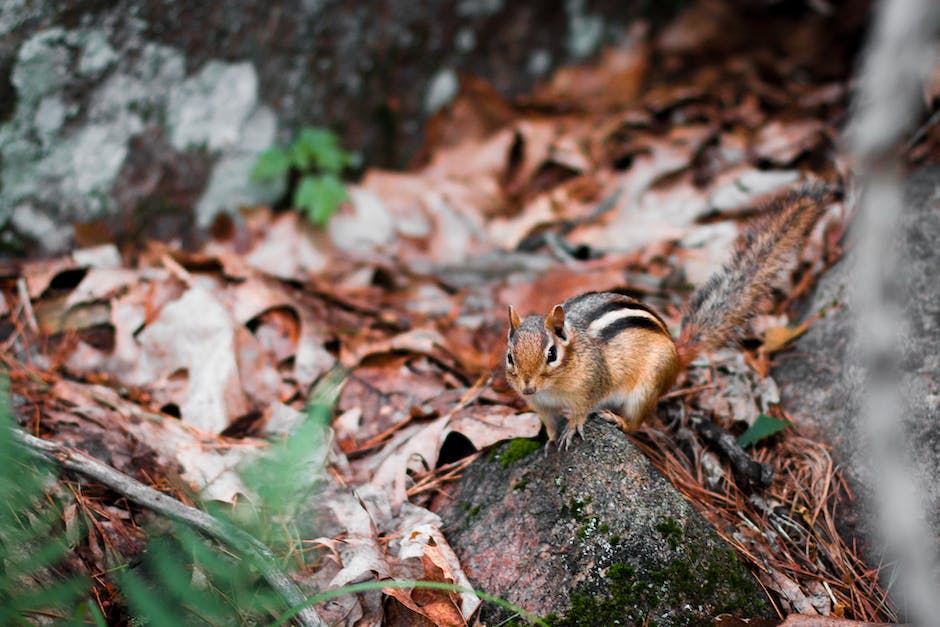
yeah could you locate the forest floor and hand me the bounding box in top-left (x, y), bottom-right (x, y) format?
top-left (3, 0), bottom-right (939, 624)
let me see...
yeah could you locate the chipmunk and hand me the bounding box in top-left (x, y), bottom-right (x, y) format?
top-left (505, 192), bottom-right (826, 451)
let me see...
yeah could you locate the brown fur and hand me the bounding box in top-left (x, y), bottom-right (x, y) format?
top-left (601, 329), bottom-right (679, 430)
top-left (506, 292), bottom-right (675, 443)
top-left (506, 191), bottom-right (826, 443)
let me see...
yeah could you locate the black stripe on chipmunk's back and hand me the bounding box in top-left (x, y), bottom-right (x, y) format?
top-left (596, 316), bottom-right (666, 342)
top-left (564, 292), bottom-right (672, 341)
top-left (578, 297), bottom-right (673, 343)
top-left (586, 298), bottom-right (669, 331)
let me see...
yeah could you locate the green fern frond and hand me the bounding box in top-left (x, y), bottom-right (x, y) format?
top-left (0, 376), bottom-right (89, 623)
top-left (116, 368), bottom-right (348, 624)
top-left (117, 521), bottom-right (284, 625)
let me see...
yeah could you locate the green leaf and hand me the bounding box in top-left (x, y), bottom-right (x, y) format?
top-left (147, 535), bottom-right (230, 618)
top-left (736, 413), bottom-right (792, 448)
top-left (116, 521), bottom-right (280, 625)
top-left (290, 127), bottom-right (352, 174)
top-left (292, 174), bottom-right (347, 226)
top-left (0, 577), bottom-right (88, 623)
top-left (251, 147), bottom-right (290, 182)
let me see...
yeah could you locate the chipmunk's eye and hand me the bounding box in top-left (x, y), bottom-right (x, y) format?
top-left (506, 352), bottom-right (515, 367)
top-left (546, 345), bottom-right (557, 364)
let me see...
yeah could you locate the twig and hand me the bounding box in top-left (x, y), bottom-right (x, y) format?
top-left (541, 231), bottom-right (582, 265)
top-left (407, 452), bottom-right (480, 499)
top-left (660, 383), bottom-right (718, 400)
top-left (12, 429), bottom-right (327, 627)
top-left (515, 187), bottom-right (622, 254)
top-left (16, 277), bottom-right (39, 334)
top-left (690, 415), bottom-right (775, 489)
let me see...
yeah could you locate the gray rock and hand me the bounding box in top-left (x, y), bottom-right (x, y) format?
top-left (0, 21), bottom-right (279, 252)
top-left (436, 419), bottom-right (771, 624)
top-left (773, 167), bottom-right (940, 560)
top-left (166, 61), bottom-right (260, 153)
top-left (0, 0), bottom-right (683, 255)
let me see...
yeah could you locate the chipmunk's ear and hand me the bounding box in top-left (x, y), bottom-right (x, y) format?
top-left (508, 306), bottom-right (522, 335)
top-left (546, 305), bottom-right (570, 343)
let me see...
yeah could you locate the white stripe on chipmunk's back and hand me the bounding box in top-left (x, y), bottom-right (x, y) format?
top-left (587, 307), bottom-right (662, 337)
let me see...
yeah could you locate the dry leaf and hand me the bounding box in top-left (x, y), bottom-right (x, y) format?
top-left (133, 286), bottom-right (262, 433)
top-left (450, 406), bottom-right (541, 449)
top-left (752, 120), bottom-right (827, 165)
top-left (762, 324), bottom-right (809, 353)
top-left (243, 212), bottom-right (331, 280)
top-left (534, 28), bottom-right (650, 111)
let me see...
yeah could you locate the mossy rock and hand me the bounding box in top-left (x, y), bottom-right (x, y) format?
top-left (436, 420), bottom-right (771, 625)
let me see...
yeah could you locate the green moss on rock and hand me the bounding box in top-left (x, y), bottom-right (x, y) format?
top-left (655, 516), bottom-right (683, 550)
top-left (459, 501), bottom-right (482, 518)
top-left (498, 438), bottom-right (543, 467)
top-left (562, 497), bottom-right (592, 522)
top-left (546, 543), bottom-right (767, 626)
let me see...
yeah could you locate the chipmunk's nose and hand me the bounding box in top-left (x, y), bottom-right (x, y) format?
top-left (522, 386), bottom-right (536, 395)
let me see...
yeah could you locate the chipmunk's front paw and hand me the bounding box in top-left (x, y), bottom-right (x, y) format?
top-left (558, 422), bottom-right (585, 451)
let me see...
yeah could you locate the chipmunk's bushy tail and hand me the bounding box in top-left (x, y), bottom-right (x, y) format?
top-left (676, 190), bottom-right (828, 370)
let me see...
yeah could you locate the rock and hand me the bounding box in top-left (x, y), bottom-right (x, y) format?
top-left (0, 0), bottom-right (683, 256)
top-left (773, 167), bottom-right (940, 561)
top-left (436, 419), bottom-right (771, 624)
top-left (0, 23), bottom-right (283, 252)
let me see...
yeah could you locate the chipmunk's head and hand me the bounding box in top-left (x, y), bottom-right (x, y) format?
top-left (505, 305), bottom-right (573, 396)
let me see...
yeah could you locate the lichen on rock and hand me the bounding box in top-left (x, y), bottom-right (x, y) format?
top-left (0, 25), bottom-right (280, 251)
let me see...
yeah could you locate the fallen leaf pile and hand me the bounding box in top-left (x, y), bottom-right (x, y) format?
top-left (2, 0), bottom-right (924, 623)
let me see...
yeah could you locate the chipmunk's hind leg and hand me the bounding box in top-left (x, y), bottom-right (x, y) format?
top-left (591, 408), bottom-right (632, 433)
top-left (600, 385), bottom-right (660, 432)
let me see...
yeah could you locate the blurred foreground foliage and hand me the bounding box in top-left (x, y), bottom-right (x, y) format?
top-left (0, 371), bottom-right (333, 624)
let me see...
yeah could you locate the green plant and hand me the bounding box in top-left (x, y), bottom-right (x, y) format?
top-left (737, 413), bottom-right (791, 448)
top-left (116, 521), bottom-right (289, 625)
top-left (116, 368), bottom-right (345, 625)
top-left (252, 127), bottom-right (357, 226)
top-left (2, 365), bottom-right (542, 625)
top-left (221, 365), bottom-right (341, 552)
top-left (0, 376), bottom-right (88, 624)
